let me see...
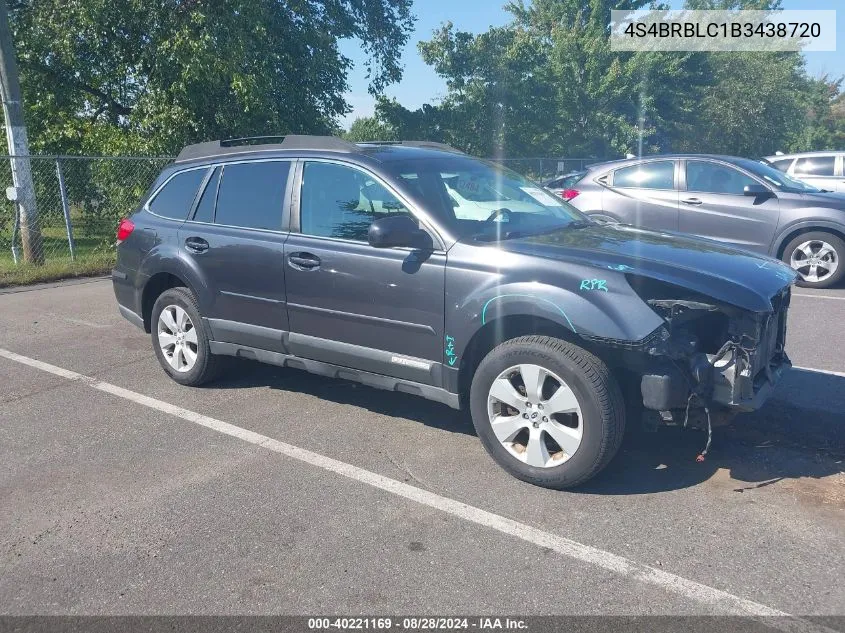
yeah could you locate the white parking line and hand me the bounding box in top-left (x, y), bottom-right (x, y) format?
top-left (792, 293), bottom-right (845, 301)
top-left (793, 366), bottom-right (845, 377)
top-left (0, 346), bottom-right (835, 633)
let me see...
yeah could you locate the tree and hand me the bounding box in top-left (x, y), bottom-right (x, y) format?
top-left (343, 116), bottom-right (397, 142)
top-left (8, 0), bottom-right (415, 155)
top-left (403, 0), bottom-right (705, 159)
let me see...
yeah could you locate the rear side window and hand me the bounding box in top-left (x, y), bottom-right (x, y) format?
top-left (192, 167), bottom-right (220, 223)
top-left (215, 161), bottom-right (290, 230)
top-left (613, 161), bottom-right (674, 190)
top-left (793, 156), bottom-right (835, 176)
top-left (148, 169), bottom-right (207, 220)
top-left (686, 161), bottom-right (758, 195)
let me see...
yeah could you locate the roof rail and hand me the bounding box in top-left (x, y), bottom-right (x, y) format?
top-left (175, 135), bottom-right (357, 162)
top-left (358, 140), bottom-right (465, 154)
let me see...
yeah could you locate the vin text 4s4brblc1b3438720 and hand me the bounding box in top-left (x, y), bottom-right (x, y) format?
top-left (112, 136), bottom-right (795, 489)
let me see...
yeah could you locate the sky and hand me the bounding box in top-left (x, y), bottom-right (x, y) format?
top-left (338, 0), bottom-right (845, 129)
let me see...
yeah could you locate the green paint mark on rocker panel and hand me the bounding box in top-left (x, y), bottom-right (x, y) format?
top-left (445, 335), bottom-right (458, 366)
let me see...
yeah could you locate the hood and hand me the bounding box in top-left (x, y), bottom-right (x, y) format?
top-left (497, 223), bottom-right (796, 313)
top-left (787, 191), bottom-right (845, 207)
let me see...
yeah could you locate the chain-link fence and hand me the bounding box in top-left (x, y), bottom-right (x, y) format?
top-left (489, 157), bottom-right (602, 181)
top-left (0, 156), bottom-right (172, 283)
top-left (0, 153), bottom-right (602, 285)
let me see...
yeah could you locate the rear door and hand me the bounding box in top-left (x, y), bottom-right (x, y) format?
top-left (603, 160), bottom-right (679, 231)
top-left (679, 159), bottom-right (779, 253)
top-left (179, 159), bottom-right (293, 352)
top-left (790, 155), bottom-right (840, 192)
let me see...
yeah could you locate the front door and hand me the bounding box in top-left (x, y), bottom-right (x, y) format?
top-left (283, 159), bottom-right (446, 386)
top-left (179, 160), bottom-right (292, 352)
top-left (679, 159), bottom-right (779, 253)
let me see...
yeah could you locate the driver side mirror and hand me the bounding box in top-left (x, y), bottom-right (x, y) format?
top-left (744, 183), bottom-right (771, 196)
top-left (368, 215), bottom-right (432, 249)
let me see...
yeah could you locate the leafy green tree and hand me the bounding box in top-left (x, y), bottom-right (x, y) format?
top-left (9, 0), bottom-right (414, 155)
top-left (343, 116), bottom-right (397, 142)
top-left (395, 0), bottom-right (705, 159)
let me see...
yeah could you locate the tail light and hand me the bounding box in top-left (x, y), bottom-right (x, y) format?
top-left (561, 188), bottom-right (580, 200)
top-left (116, 218), bottom-right (135, 244)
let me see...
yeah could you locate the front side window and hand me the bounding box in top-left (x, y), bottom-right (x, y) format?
top-left (612, 161), bottom-right (675, 190)
top-left (794, 156), bottom-right (836, 176)
top-left (148, 168), bottom-right (207, 220)
top-left (299, 162), bottom-right (412, 241)
top-left (214, 161), bottom-right (290, 230)
top-left (686, 161), bottom-right (758, 195)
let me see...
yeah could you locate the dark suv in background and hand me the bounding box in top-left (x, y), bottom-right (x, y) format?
top-left (564, 155), bottom-right (845, 288)
top-left (113, 137), bottom-right (794, 489)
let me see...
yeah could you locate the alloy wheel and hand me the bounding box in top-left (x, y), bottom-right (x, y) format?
top-left (790, 239), bottom-right (838, 284)
top-left (157, 304), bottom-right (198, 373)
top-left (486, 363), bottom-right (583, 468)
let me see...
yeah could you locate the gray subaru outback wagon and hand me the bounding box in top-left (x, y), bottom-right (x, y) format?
top-left (565, 155), bottom-right (845, 288)
top-left (113, 137), bottom-right (795, 489)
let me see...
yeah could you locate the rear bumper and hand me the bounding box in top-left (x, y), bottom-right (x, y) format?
top-left (112, 268), bottom-right (144, 330)
top-left (118, 304), bottom-right (145, 330)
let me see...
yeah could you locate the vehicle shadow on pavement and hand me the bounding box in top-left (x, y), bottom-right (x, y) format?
top-left (580, 368), bottom-right (845, 495)
top-left (213, 361), bottom-right (843, 495)
top-left (213, 358), bottom-right (476, 436)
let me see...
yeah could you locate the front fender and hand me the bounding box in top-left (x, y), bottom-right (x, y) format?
top-left (445, 274), bottom-right (665, 364)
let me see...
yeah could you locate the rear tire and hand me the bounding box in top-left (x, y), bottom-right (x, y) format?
top-left (469, 335), bottom-right (625, 489)
top-left (151, 287), bottom-right (223, 386)
top-left (781, 231), bottom-right (844, 289)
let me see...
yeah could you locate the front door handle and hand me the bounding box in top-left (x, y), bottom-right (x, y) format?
top-left (681, 198), bottom-right (703, 205)
top-left (288, 252), bottom-right (321, 270)
top-left (184, 236), bottom-right (209, 253)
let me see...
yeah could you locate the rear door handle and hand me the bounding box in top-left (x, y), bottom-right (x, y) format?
top-left (681, 198), bottom-right (703, 205)
top-left (184, 237), bottom-right (209, 253)
top-left (288, 252), bottom-right (321, 270)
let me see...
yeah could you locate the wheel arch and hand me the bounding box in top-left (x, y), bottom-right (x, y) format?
top-left (138, 247), bottom-right (211, 333)
top-left (773, 222), bottom-right (845, 259)
top-left (457, 314), bottom-right (586, 409)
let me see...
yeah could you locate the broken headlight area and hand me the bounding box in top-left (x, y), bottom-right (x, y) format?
top-left (627, 276), bottom-right (792, 420)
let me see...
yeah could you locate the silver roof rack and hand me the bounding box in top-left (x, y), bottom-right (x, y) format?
top-left (358, 140), bottom-right (465, 154)
top-left (175, 135), bottom-right (358, 162)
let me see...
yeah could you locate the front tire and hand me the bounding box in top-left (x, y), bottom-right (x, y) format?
top-left (469, 336), bottom-right (625, 489)
top-left (781, 231), bottom-right (844, 289)
top-left (150, 287), bottom-right (222, 386)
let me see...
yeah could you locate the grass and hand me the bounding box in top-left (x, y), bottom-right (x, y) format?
top-left (0, 230), bottom-right (116, 288)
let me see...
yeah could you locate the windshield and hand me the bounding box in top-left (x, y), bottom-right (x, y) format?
top-left (741, 159), bottom-right (821, 193)
top-left (386, 156), bottom-right (588, 240)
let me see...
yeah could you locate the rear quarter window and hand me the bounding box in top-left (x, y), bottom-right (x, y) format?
top-left (148, 168), bottom-right (207, 220)
top-left (612, 161), bottom-right (674, 190)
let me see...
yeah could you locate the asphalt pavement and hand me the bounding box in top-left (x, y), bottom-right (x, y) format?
top-left (0, 278), bottom-right (842, 621)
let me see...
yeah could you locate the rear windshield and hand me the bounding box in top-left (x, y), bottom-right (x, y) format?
top-left (385, 156), bottom-right (587, 241)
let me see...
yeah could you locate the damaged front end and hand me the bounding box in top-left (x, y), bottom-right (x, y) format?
top-left (628, 276), bottom-right (792, 424)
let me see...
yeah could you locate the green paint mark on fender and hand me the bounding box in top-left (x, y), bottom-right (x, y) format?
top-left (579, 279), bottom-right (608, 292)
top-left (480, 294), bottom-right (576, 333)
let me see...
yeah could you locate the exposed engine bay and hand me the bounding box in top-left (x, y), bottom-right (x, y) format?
top-left (613, 276), bottom-right (792, 437)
